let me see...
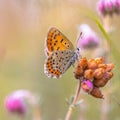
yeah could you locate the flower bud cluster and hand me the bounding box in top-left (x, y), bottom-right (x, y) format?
top-left (74, 57), bottom-right (114, 98)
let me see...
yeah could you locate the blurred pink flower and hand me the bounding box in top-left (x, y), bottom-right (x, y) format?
top-left (81, 79), bottom-right (93, 93)
top-left (77, 24), bottom-right (100, 49)
top-left (5, 95), bottom-right (26, 115)
top-left (97, 0), bottom-right (120, 16)
top-left (4, 89), bottom-right (40, 117)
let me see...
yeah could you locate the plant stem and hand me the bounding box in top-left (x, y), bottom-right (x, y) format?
top-left (65, 79), bottom-right (81, 120)
top-left (33, 105), bottom-right (42, 120)
top-left (101, 92), bottom-right (109, 120)
top-left (103, 15), bottom-right (112, 33)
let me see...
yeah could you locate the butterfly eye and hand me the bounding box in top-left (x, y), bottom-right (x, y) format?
top-left (76, 48), bottom-right (81, 58)
top-left (77, 48), bottom-right (80, 51)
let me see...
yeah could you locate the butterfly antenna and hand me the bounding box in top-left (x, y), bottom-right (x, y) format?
top-left (75, 32), bottom-right (83, 60)
top-left (76, 32), bottom-right (82, 48)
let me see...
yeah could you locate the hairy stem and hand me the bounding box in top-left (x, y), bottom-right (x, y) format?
top-left (65, 79), bottom-right (81, 120)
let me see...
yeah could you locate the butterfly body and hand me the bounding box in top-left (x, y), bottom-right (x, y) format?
top-left (44, 27), bottom-right (80, 78)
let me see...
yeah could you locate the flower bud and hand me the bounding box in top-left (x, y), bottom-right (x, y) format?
top-left (90, 87), bottom-right (104, 98)
top-left (5, 96), bottom-right (26, 115)
top-left (88, 59), bottom-right (98, 69)
top-left (93, 78), bottom-right (109, 87)
top-left (114, 0), bottom-right (120, 14)
top-left (105, 63), bottom-right (114, 72)
top-left (74, 65), bottom-right (84, 79)
top-left (84, 69), bottom-right (93, 80)
top-left (78, 57), bottom-right (88, 69)
top-left (97, 0), bottom-right (120, 16)
top-left (95, 57), bottom-right (104, 64)
top-left (98, 64), bottom-right (107, 69)
top-left (93, 72), bottom-right (113, 87)
top-left (104, 71), bottom-right (113, 80)
top-left (81, 80), bottom-right (93, 93)
top-left (93, 68), bottom-right (105, 79)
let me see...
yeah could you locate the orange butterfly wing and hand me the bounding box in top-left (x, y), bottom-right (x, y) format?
top-left (45, 27), bottom-right (74, 56)
top-left (44, 27), bottom-right (76, 78)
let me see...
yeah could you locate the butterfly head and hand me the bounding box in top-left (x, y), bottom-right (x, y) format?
top-left (76, 47), bottom-right (81, 59)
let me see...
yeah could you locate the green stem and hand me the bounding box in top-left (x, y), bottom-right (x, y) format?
top-left (88, 13), bottom-right (120, 63)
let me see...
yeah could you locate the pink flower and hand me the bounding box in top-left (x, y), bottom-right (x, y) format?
top-left (113, 0), bottom-right (120, 14)
top-left (77, 24), bottom-right (100, 49)
top-left (5, 95), bottom-right (26, 115)
top-left (4, 89), bottom-right (40, 117)
top-left (97, 0), bottom-right (120, 16)
top-left (81, 79), bottom-right (93, 93)
top-left (4, 90), bottom-right (30, 116)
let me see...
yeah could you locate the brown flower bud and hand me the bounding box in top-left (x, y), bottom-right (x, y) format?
top-left (93, 68), bottom-right (105, 79)
top-left (93, 78), bottom-right (109, 87)
top-left (104, 72), bottom-right (113, 80)
top-left (74, 65), bottom-right (84, 79)
top-left (88, 59), bottom-right (98, 70)
top-left (98, 64), bottom-right (107, 69)
top-left (90, 87), bottom-right (104, 98)
top-left (78, 57), bottom-right (88, 69)
top-left (106, 64), bottom-right (114, 72)
top-left (93, 72), bottom-right (113, 87)
top-left (95, 57), bottom-right (104, 64)
top-left (84, 69), bottom-right (94, 80)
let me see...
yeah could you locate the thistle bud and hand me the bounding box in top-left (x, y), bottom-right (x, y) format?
top-left (5, 96), bottom-right (26, 115)
top-left (90, 87), bottom-right (104, 98)
top-left (93, 68), bottom-right (105, 79)
top-left (88, 59), bottom-right (98, 69)
top-left (98, 64), bottom-right (107, 69)
top-left (81, 80), bottom-right (93, 93)
top-left (93, 78), bottom-right (109, 87)
top-left (78, 57), bottom-right (88, 69)
top-left (95, 57), bottom-right (104, 64)
top-left (93, 72), bottom-right (113, 87)
top-left (105, 63), bottom-right (114, 72)
top-left (104, 72), bottom-right (113, 80)
top-left (74, 65), bottom-right (84, 79)
top-left (97, 0), bottom-right (120, 16)
top-left (84, 69), bottom-right (93, 80)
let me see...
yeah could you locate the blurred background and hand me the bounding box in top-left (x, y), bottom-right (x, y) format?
top-left (0, 0), bottom-right (120, 120)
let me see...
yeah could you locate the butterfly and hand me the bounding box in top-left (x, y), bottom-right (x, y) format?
top-left (44, 27), bottom-right (81, 78)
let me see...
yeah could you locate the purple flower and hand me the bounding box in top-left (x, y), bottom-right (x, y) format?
top-left (81, 79), bottom-right (93, 93)
top-left (77, 24), bottom-right (100, 49)
top-left (4, 89), bottom-right (40, 117)
top-left (5, 95), bottom-right (26, 115)
top-left (97, 0), bottom-right (120, 16)
top-left (11, 90), bottom-right (31, 99)
top-left (4, 90), bottom-right (30, 116)
top-left (113, 0), bottom-right (120, 14)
